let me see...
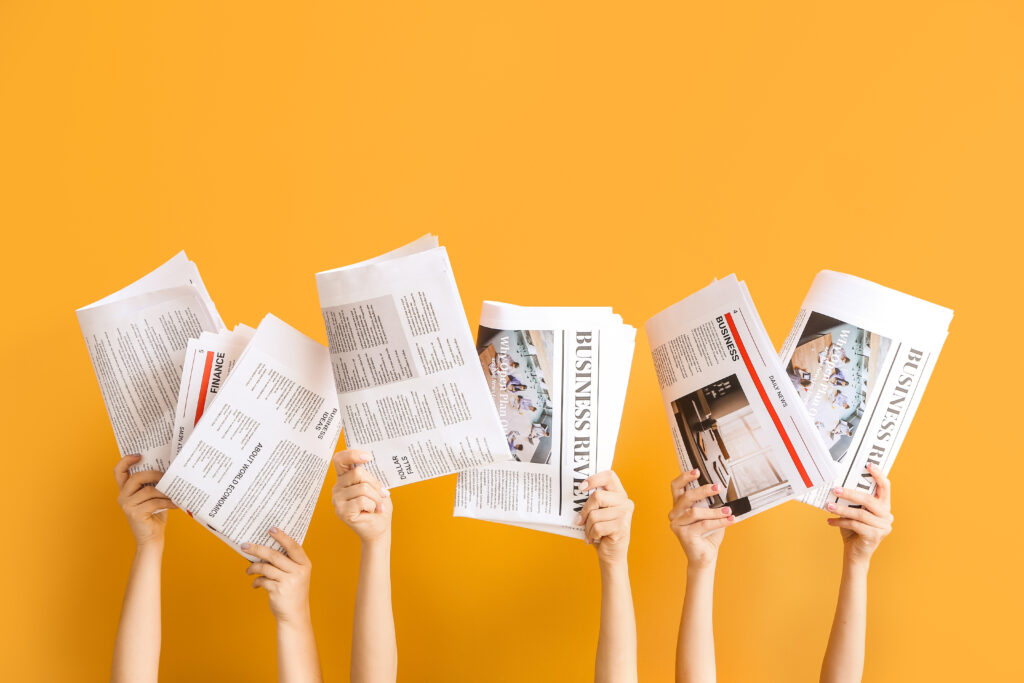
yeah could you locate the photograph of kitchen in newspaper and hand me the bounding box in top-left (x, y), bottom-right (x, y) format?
top-left (785, 313), bottom-right (892, 463)
top-left (671, 374), bottom-right (794, 517)
top-left (477, 327), bottom-right (555, 464)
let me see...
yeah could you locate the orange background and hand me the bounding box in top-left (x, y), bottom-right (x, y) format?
top-left (2, 2), bottom-right (1021, 681)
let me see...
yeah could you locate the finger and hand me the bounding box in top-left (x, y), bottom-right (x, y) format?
top-left (269, 527), bottom-right (309, 565)
top-left (241, 542), bottom-right (298, 571)
top-left (577, 490), bottom-right (627, 524)
top-left (671, 470), bottom-right (701, 499)
top-left (582, 506), bottom-right (618, 528)
top-left (246, 561), bottom-right (286, 581)
top-left (695, 516), bottom-right (736, 534)
top-left (679, 483), bottom-right (724, 511)
top-left (126, 486), bottom-right (176, 508)
top-left (333, 449), bottom-right (373, 474)
top-left (336, 482), bottom-right (384, 510)
top-left (587, 520), bottom-right (621, 543)
top-left (337, 496), bottom-right (378, 522)
top-left (134, 498), bottom-right (174, 517)
top-left (122, 469), bottom-right (164, 497)
top-left (827, 503), bottom-right (890, 529)
top-left (581, 470), bottom-right (624, 494)
top-left (831, 487), bottom-right (888, 516)
top-left (337, 464), bottom-right (383, 489)
top-left (827, 517), bottom-right (880, 537)
top-left (868, 463), bottom-right (891, 504)
top-left (672, 504), bottom-right (732, 525)
top-left (114, 455), bottom-right (142, 488)
top-left (251, 576), bottom-right (276, 591)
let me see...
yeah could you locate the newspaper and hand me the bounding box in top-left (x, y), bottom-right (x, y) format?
top-left (156, 314), bottom-right (343, 560)
top-left (778, 271), bottom-right (953, 509)
top-left (169, 324), bottom-right (256, 461)
top-left (646, 276), bottom-right (836, 521)
top-left (453, 303), bottom-right (636, 539)
top-left (315, 235), bottom-right (510, 488)
top-left (76, 252), bottom-right (226, 472)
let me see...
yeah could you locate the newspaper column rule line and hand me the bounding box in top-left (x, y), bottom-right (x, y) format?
top-left (725, 312), bottom-right (812, 488)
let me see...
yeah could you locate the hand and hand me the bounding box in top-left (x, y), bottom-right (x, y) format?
top-left (332, 449), bottom-right (392, 544)
top-left (578, 470), bottom-right (634, 567)
top-left (114, 454), bottom-right (176, 548)
top-left (668, 469), bottom-right (736, 569)
top-left (827, 463), bottom-right (893, 567)
top-left (243, 528), bottom-right (313, 625)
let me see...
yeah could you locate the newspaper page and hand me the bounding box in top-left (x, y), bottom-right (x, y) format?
top-left (156, 314), bottom-right (342, 560)
top-left (453, 303), bottom-right (636, 539)
top-left (169, 324), bottom-right (256, 461)
top-left (778, 271), bottom-right (953, 509)
top-left (315, 235), bottom-right (510, 488)
top-left (646, 275), bottom-right (836, 521)
top-left (76, 252), bottom-right (226, 472)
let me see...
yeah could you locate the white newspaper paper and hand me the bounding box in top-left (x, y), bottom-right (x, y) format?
top-left (778, 271), bottom-right (953, 509)
top-left (647, 276), bottom-right (835, 521)
top-left (76, 252), bottom-right (226, 472)
top-left (157, 314), bottom-right (343, 560)
top-left (169, 324), bottom-right (256, 461)
top-left (453, 303), bottom-right (636, 539)
top-left (315, 236), bottom-right (510, 488)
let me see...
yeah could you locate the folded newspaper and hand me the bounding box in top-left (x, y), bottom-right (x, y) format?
top-left (315, 235), bottom-right (510, 488)
top-left (157, 314), bottom-right (343, 560)
top-left (453, 303), bottom-right (636, 539)
top-left (76, 252), bottom-right (227, 472)
top-left (647, 276), bottom-right (836, 521)
top-left (778, 271), bottom-right (953, 510)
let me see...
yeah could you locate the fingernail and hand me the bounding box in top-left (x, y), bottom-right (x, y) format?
top-left (382, 489), bottom-right (390, 498)
top-left (712, 484), bottom-right (720, 492)
top-left (722, 507), bottom-right (731, 515)
top-left (832, 487), bottom-right (842, 495)
top-left (580, 481), bottom-right (589, 491)
top-left (269, 526), bottom-right (280, 534)
top-left (727, 515), bottom-right (735, 521)
top-left (241, 543), bottom-right (250, 550)
top-left (574, 514), bottom-right (583, 525)
top-left (867, 462), bottom-right (875, 471)
top-left (827, 503), bottom-right (837, 511)
top-left (358, 453), bottom-right (372, 462)
top-left (690, 469), bottom-right (698, 476)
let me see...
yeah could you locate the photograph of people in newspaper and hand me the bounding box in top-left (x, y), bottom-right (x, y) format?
top-left (477, 326), bottom-right (555, 464)
top-left (785, 312), bottom-right (892, 464)
top-left (670, 374), bottom-right (795, 517)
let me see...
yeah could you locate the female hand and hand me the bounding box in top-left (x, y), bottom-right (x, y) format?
top-left (243, 528), bottom-right (313, 624)
top-left (578, 470), bottom-right (635, 567)
top-left (668, 469), bottom-right (736, 569)
top-left (332, 449), bottom-right (392, 544)
top-left (827, 463), bottom-right (893, 567)
top-left (114, 454), bottom-right (176, 547)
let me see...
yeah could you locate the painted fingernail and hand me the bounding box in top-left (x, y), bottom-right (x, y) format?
top-left (727, 515), bottom-right (736, 521)
top-left (827, 503), bottom-right (837, 511)
top-left (269, 526), bottom-right (280, 534)
top-left (832, 487), bottom-right (842, 495)
top-left (721, 507), bottom-right (731, 515)
top-left (241, 543), bottom-right (250, 550)
top-left (690, 469), bottom-right (698, 476)
top-left (712, 484), bottom-right (720, 492)
top-left (867, 462), bottom-right (875, 471)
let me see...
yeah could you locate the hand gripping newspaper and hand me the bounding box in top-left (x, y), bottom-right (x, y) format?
top-left (647, 275), bottom-right (836, 521)
top-left (453, 303), bottom-right (636, 539)
top-left (778, 271), bottom-right (953, 510)
top-left (156, 314), bottom-right (343, 560)
top-left (76, 252), bottom-right (227, 473)
top-left (316, 235), bottom-right (510, 488)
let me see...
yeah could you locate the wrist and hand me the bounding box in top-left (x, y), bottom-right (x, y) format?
top-left (686, 560), bottom-right (717, 578)
top-left (842, 552), bottom-right (872, 575)
top-left (277, 604), bottom-right (313, 628)
top-left (598, 555), bottom-right (629, 578)
top-left (135, 536), bottom-right (165, 556)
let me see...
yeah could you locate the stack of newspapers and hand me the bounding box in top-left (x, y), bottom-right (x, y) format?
top-left (78, 237), bottom-right (953, 556)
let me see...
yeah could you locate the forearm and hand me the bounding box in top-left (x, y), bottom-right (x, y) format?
top-left (595, 560), bottom-right (637, 683)
top-left (111, 541), bottom-right (163, 683)
top-left (277, 612), bottom-right (322, 683)
top-left (677, 564), bottom-right (717, 683)
top-left (352, 534), bottom-right (397, 683)
top-left (820, 558), bottom-right (869, 683)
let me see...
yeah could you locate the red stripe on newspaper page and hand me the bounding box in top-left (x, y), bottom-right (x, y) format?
top-left (724, 312), bottom-right (812, 487)
top-left (194, 351), bottom-right (215, 426)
